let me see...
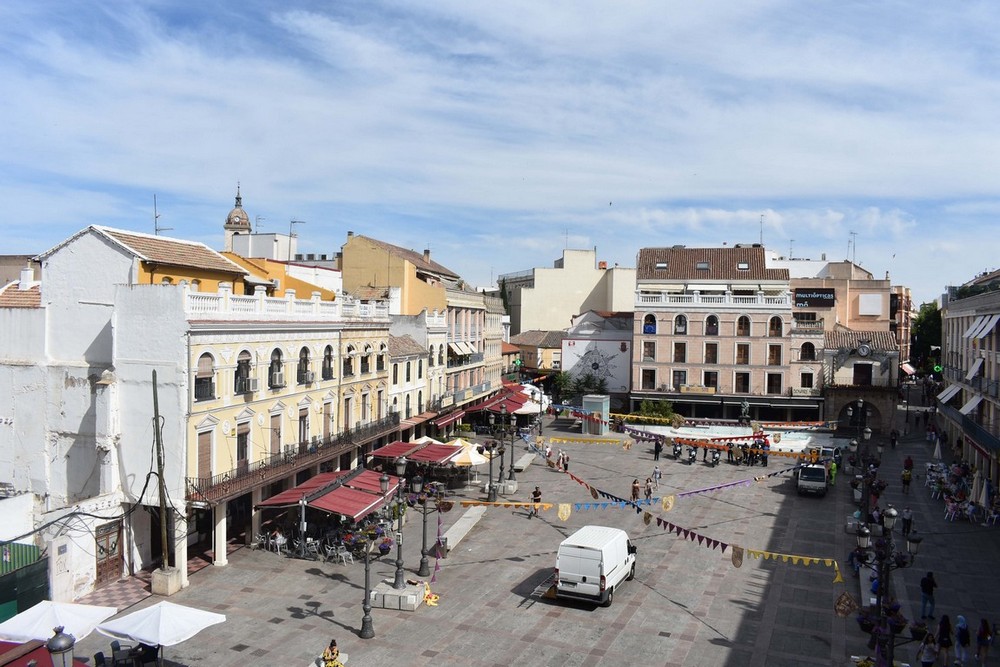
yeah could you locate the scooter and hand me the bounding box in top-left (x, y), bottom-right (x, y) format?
top-left (710, 448), bottom-right (721, 467)
top-left (673, 442), bottom-right (683, 460)
top-left (687, 446), bottom-right (698, 465)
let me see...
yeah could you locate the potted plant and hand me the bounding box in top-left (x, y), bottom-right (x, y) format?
top-left (378, 537), bottom-right (393, 556)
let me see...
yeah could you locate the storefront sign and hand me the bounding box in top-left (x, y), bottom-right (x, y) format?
top-left (794, 288), bottom-right (836, 308)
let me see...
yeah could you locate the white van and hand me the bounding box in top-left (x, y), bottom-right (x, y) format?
top-left (796, 464), bottom-right (829, 496)
top-left (554, 525), bottom-right (636, 606)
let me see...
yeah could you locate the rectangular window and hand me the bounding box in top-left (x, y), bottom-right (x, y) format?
top-left (418, 360), bottom-right (423, 379)
top-left (704, 343), bottom-right (718, 364)
top-left (237, 422), bottom-right (250, 474)
top-left (768, 345), bottom-right (782, 366)
top-left (734, 372), bottom-right (750, 393)
top-left (736, 343), bottom-right (750, 365)
top-left (673, 342), bottom-right (686, 363)
top-left (270, 413), bottom-right (281, 455)
top-left (406, 362), bottom-right (411, 383)
top-left (766, 373), bottom-right (783, 395)
top-left (703, 371), bottom-right (718, 388)
top-left (801, 372), bottom-right (814, 388)
top-left (853, 363), bottom-right (873, 386)
top-left (696, 261), bottom-right (710, 270)
top-left (392, 364), bottom-right (398, 384)
top-left (737, 262), bottom-right (749, 271)
top-left (642, 341), bottom-right (656, 362)
top-left (672, 370), bottom-right (686, 390)
top-left (641, 368), bottom-right (656, 390)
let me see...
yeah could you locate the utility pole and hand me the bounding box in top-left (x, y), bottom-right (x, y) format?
top-left (152, 370), bottom-right (169, 570)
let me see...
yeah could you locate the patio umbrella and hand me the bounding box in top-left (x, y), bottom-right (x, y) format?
top-left (449, 443), bottom-right (489, 467)
top-left (0, 600), bottom-right (117, 642)
top-left (410, 435), bottom-right (444, 445)
top-left (97, 601), bottom-right (225, 648)
top-left (933, 439), bottom-right (942, 461)
top-left (971, 471), bottom-right (982, 508)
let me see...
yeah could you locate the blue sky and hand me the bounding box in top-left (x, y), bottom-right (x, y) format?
top-left (3, 1), bottom-right (999, 305)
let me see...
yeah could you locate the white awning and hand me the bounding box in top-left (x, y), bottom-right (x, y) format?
top-left (900, 362), bottom-right (916, 376)
top-left (686, 283), bottom-right (726, 292)
top-left (461, 342), bottom-right (477, 355)
top-left (959, 394), bottom-right (984, 415)
top-left (935, 384), bottom-right (961, 403)
top-left (963, 315), bottom-right (987, 338)
top-left (448, 343), bottom-right (465, 356)
top-left (975, 314), bottom-right (1000, 339)
top-left (966, 357), bottom-right (985, 380)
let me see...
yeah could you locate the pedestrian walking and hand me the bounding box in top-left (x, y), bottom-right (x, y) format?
top-left (901, 467), bottom-right (912, 493)
top-left (652, 465), bottom-right (661, 489)
top-left (653, 441), bottom-right (662, 461)
top-left (890, 429), bottom-right (898, 449)
top-left (631, 478), bottom-right (641, 503)
top-left (562, 452), bottom-right (569, 472)
top-left (903, 455), bottom-right (914, 471)
top-left (937, 614), bottom-right (954, 666)
top-left (915, 633), bottom-right (938, 667)
top-left (956, 615), bottom-right (971, 666)
top-left (920, 572), bottom-right (937, 619)
top-left (976, 618), bottom-right (993, 664)
top-left (901, 506), bottom-right (913, 536)
top-left (556, 450), bottom-right (564, 470)
top-left (528, 486), bottom-right (542, 518)
top-left (644, 478), bottom-right (653, 502)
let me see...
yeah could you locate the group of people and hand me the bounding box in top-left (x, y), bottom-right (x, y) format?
top-left (543, 444), bottom-right (570, 472)
top-left (914, 613), bottom-right (993, 667)
top-left (629, 478), bottom-right (654, 503)
top-left (724, 441), bottom-right (770, 467)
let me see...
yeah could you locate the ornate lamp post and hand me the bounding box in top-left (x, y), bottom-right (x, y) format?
top-left (486, 412), bottom-right (498, 502)
top-left (412, 474), bottom-right (442, 577)
top-left (496, 403), bottom-right (509, 484)
top-left (392, 456), bottom-right (408, 589)
top-left (359, 472), bottom-right (391, 639)
top-left (855, 508), bottom-right (922, 667)
top-left (847, 398), bottom-right (873, 463)
top-left (46, 626), bottom-right (75, 667)
top-left (538, 392), bottom-right (544, 435)
top-left (506, 407), bottom-right (517, 482)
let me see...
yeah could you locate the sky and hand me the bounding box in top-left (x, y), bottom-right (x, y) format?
top-left (3, 1), bottom-right (1000, 305)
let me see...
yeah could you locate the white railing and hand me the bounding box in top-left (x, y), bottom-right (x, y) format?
top-left (186, 287), bottom-right (390, 322)
top-left (635, 292), bottom-right (791, 308)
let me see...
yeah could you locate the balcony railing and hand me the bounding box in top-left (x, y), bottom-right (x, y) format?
top-left (185, 413), bottom-right (401, 504)
top-left (635, 292), bottom-right (791, 308)
top-left (185, 287), bottom-right (390, 322)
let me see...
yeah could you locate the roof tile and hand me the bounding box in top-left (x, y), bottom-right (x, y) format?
top-left (636, 246), bottom-right (789, 282)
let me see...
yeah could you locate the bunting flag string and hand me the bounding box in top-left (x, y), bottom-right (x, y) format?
top-left (545, 436), bottom-right (627, 446)
top-left (459, 501), bottom-right (554, 511)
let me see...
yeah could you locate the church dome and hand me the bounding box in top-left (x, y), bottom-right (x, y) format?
top-left (224, 187), bottom-right (251, 231)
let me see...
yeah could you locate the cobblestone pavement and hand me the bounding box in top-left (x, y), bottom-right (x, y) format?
top-left (74, 409), bottom-right (1000, 667)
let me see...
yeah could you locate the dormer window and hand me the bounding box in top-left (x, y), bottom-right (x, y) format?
top-left (655, 261), bottom-right (668, 270)
top-left (696, 261), bottom-right (710, 270)
top-left (737, 262), bottom-right (749, 271)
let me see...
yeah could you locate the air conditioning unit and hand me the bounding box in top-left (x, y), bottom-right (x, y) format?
top-left (303, 371), bottom-right (316, 384)
top-left (658, 384), bottom-right (669, 391)
top-left (271, 372), bottom-right (285, 387)
top-left (245, 377), bottom-right (259, 393)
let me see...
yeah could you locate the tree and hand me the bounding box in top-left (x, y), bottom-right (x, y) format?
top-left (570, 373), bottom-right (608, 396)
top-left (551, 371), bottom-right (573, 402)
top-left (499, 278), bottom-right (510, 313)
top-left (633, 399), bottom-right (675, 422)
top-left (910, 302), bottom-right (941, 374)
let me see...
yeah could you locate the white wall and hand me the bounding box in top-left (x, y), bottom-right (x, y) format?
top-left (288, 264), bottom-right (342, 293)
top-left (0, 494), bottom-right (36, 544)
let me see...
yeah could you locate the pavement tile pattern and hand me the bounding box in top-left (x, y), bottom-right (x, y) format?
top-left (73, 405), bottom-right (1000, 667)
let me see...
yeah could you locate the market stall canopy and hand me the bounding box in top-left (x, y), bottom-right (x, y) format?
top-left (309, 485), bottom-right (392, 521)
top-left (254, 471), bottom-right (349, 509)
top-left (370, 441), bottom-right (462, 465)
top-left (97, 601), bottom-right (225, 647)
top-left (448, 443), bottom-right (489, 466)
top-left (0, 601), bottom-right (117, 642)
top-left (410, 435), bottom-right (444, 445)
top-left (255, 469), bottom-right (401, 522)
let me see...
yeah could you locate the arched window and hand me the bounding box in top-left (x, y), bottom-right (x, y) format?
top-left (343, 346), bottom-right (356, 376)
top-left (418, 390), bottom-right (423, 413)
top-left (360, 345), bottom-right (372, 374)
top-left (643, 314), bottom-right (657, 334)
top-left (377, 344), bottom-right (387, 372)
top-left (705, 315), bottom-right (719, 336)
top-left (737, 316), bottom-right (751, 337)
top-left (405, 394), bottom-right (412, 419)
top-left (674, 315), bottom-right (687, 334)
top-left (297, 347), bottom-right (312, 384)
top-left (406, 361), bottom-right (412, 383)
top-left (322, 345), bottom-right (334, 380)
top-left (195, 353), bottom-right (215, 401)
top-left (160, 276), bottom-right (173, 285)
top-left (393, 363), bottom-right (399, 385)
top-left (438, 346), bottom-right (445, 366)
top-left (190, 279), bottom-right (201, 292)
top-left (234, 350), bottom-right (253, 394)
top-left (800, 342), bottom-right (816, 361)
top-left (768, 316), bottom-right (783, 337)
top-left (428, 347), bottom-right (435, 367)
top-left (269, 349), bottom-right (285, 388)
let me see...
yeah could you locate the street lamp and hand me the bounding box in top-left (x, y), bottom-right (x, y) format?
top-left (392, 456), bottom-right (408, 589)
top-left (411, 474), bottom-right (441, 577)
top-left (855, 508), bottom-right (923, 667)
top-left (847, 399), bottom-right (873, 464)
top-left (46, 626), bottom-right (75, 667)
top-left (486, 412), bottom-right (498, 502)
top-left (506, 407), bottom-right (517, 482)
top-left (360, 472), bottom-right (390, 639)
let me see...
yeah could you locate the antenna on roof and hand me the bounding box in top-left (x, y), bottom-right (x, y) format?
top-left (789, 239), bottom-right (794, 260)
top-left (849, 230), bottom-right (858, 264)
top-left (153, 194), bottom-right (172, 235)
top-left (759, 213), bottom-right (764, 245)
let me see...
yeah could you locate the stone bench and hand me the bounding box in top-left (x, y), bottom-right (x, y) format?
top-left (513, 452), bottom-right (536, 472)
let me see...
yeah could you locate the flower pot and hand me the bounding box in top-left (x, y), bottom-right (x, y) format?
top-left (857, 618), bottom-right (876, 633)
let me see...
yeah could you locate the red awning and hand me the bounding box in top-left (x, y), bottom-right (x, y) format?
top-left (407, 444), bottom-right (462, 464)
top-left (370, 440), bottom-right (423, 459)
top-left (309, 485), bottom-right (390, 521)
top-left (346, 469), bottom-right (401, 495)
top-left (433, 409), bottom-right (465, 428)
top-left (256, 471), bottom-right (349, 508)
top-left (400, 411), bottom-right (437, 429)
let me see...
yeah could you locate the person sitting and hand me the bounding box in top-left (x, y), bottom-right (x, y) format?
top-left (322, 638), bottom-right (344, 667)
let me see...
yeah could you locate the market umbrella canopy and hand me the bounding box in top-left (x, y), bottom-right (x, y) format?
top-left (97, 601), bottom-right (225, 647)
top-left (933, 440), bottom-right (942, 461)
top-left (448, 442), bottom-right (489, 467)
top-left (0, 600), bottom-right (118, 642)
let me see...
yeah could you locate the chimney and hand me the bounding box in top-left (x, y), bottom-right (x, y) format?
top-left (18, 266), bottom-right (33, 289)
top-left (423, 249), bottom-right (431, 263)
top-left (347, 231), bottom-right (354, 237)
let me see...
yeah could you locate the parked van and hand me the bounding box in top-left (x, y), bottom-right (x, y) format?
top-left (554, 525), bottom-right (636, 606)
top-left (796, 464), bottom-right (829, 496)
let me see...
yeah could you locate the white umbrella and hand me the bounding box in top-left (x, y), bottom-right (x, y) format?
top-left (933, 439), bottom-right (942, 461)
top-left (979, 480), bottom-right (990, 509)
top-left (97, 601), bottom-right (225, 647)
top-left (410, 436), bottom-right (443, 445)
top-left (971, 471), bottom-right (982, 508)
top-left (0, 600), bottom-right (117, 642)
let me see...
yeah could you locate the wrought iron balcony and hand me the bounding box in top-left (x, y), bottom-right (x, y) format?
top-left (185, 413), bottom-right (401, 504)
